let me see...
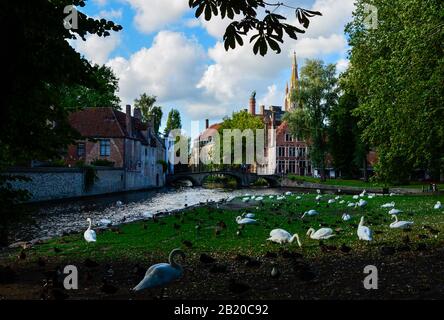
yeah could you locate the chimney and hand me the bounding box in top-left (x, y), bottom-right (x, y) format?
top-left (205, 119), bottom-right (209, 129)
top-left (134, 107), bottom-right (142, 120)
top-left (249, 94), bottom-right (256, 115)
top-left (126, 104), bottom-right (133, 137)
top-left (260, 105), bottom-right (265, 115)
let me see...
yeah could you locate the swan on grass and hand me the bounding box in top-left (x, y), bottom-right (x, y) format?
top-left (434, 201), bottom-right (442, 210)
top-left (267, 229), bottom-right (302, 247)
top-left (357, 216), bottom-right (372, 241)
top-left (285, 191), bottom-right (292, 196)
top-left (328, 199), bottom-right (336, 204)
top-left (133, 249), bottom-right (185, 291)
top-left (342, 213), bottom-right (351, 221)
top-left (388, 208), bottom-right (402, 215)
top-left (301, 209), bottom-right (319, 219)
top-left (356, 199), bottom-right (368, 208)
top-left (347, 202), bottom-right (356, 207)
top-left (381, 202), bottom-right (395, 208)
top-left (389, 215), bottom-right (413, 229)
top-left (84, 218), bottom-right (97, 243)
top-left (236, 216), bottom-right (257, 225)
top-left (307, 227), bottom-right (334, 240)
top-left (242, 212), bottom-right (255, 219)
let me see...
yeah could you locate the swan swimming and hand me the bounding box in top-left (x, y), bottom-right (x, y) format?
top-left (133, 248), bottom-right (185, 291)
top-left (267, 229), bottom-right (302, 246)
top-left (306, 228), bottom-right (335, 240)
top-left (389, 215), bottom-right (413, 229)
top-left (357, 216), bottom-right (372, 241)
top-left (84, 218), bottom-right (97, 243)
top-left (236, 216), bottom-right (257, 225)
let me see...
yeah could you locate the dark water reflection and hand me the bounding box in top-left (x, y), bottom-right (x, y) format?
top-left (14, 187), bottom-right (285, 242)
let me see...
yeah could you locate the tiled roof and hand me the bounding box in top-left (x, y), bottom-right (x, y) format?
top-left (68, 107), bottom-right (149, 145)
top-left (199, 123), bottom-right (221, 140)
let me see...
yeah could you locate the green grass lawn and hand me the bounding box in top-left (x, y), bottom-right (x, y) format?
top-left (17, 192), bottom-right (444, 264)
top-left (287, 175), bottom-right (444, 190)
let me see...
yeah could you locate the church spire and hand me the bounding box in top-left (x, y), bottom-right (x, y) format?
top-left (290, 51), bottom-right (299, 94)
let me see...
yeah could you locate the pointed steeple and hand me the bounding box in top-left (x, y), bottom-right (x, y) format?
top-left (290, 51), bottom-right (299, 93)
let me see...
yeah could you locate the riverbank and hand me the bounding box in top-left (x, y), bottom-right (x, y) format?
top-left (1, 192), bottom-right (443, 299)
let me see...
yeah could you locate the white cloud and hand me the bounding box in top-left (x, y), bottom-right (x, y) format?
top-left (336, 58), bottom-right (350, 74)
top-left (71, 33), bottom-right (121, 65)
top-left (97, 8), bottom-right (123, 20)
top-left (126, 0), bottom-right (189, 34)
top-left (106, 31), bottom-right (206, 105)
top-left (258, 85), bottom-right (283, 107)
top-left (92, 0), bottom-right (107, 6)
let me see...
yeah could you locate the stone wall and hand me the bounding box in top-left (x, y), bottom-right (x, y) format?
top-left (6, 167), bottom-right (163, 203)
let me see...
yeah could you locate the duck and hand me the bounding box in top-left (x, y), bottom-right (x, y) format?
top-left (84, 218), bottom-right (97, 243)
top-left (267, 229), bottom-right (302, 247)
top-left (434, 201), bottom-right (442, 210)
top-left (306, 228), bottom-right (335, 240)
top-left (357, 216), bottom-right (372, 241)
top-left (236, 216), bottom-right (257, 225)
top-left (133, 249), bottom-right (185, 291)
top-left (342, 213), bottom-right (351, 221)
top-left (389, 215), bottom-right (413, 229)
top-left (301, 209), bottom-right (319, 219)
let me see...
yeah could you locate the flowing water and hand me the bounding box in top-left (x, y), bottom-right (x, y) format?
top-left (13, 187), bottom-right (285, 242)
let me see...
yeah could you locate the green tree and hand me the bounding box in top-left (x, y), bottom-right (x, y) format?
top-left (346, 0), bottom-right (444, 183)
top-left (164, 109), bottom-right (182, 135)
top-left (59, 64), bottom-right (121, 110)
top-left (284, 59), bottom-right (338, 181)
top-left (189, 0), bottom-right (322, 55)
top-left (134, 94), bottom-right (163, 134)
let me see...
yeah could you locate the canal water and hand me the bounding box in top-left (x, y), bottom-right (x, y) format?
top-left (14, 187), bottom-right (285, 243)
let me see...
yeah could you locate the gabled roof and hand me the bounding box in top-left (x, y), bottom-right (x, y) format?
top-left (68, 107), bottom-right (150, 145)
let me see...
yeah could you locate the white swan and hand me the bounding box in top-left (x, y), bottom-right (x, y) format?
top-left (352, 195), bottom-right (359, 200)
top-left (356, 199), bottom-right (368, 208)
top-left (434, 201), bottom-right (442, 210)
top-left (99, 218), bottom-right (112, 226)
top-left (255, 196), bottom-right (264, 201)
top-left (133, 249), bottom-right (185, 291)
top-left (389, 215), bottom-right (413, 229)
top-left (116, 201), bottom-right (123, 206)
top-left (267, 229), bottom-right (302, 247)
top-left (269, 195), bottom-right (274, 199)
top-left (316, 189), bottom-right (321, 194)
top-left (277, 196), bottom-right (286, 201)
top-left (335, 196), bottom-right (341, 200)
top-left (236, 216), bottom-right (257, 225)
top-left (242, 197), bottom-right (250, 203)
top-left (328, 199), bottom-right (336, 204)
top-left (296, 196), bottom-right (302, 200)
top-left (381, 202), bottom-right (395, 208)
top-left (339, 200), bottom-right (345, 204)
top-left (315, 195), bottom-right (322, 201)
top-left (357, 216), bottom-right (372, 241)
top-left (285, 191), bottom-right (292, 196)
top-left (307, 228), bottom-right (335, 240)
top-left (359, 190), bottom-right (366, 197)
top-left (84, 218), bottom-right (97, 243)
top-left (347, 202), bottom-right (356, 207)
top-left (388, 208), bottom-right (402, 215)
top-left (301, 209), bottom-right (319, 219)
top-left (242, 213), bottom-right (255, 219)
top-left (342, 213), bottom-right (351, 221)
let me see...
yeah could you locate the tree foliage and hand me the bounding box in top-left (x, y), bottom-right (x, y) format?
top-left (346, 0), bottom-right (444, 183)
top-left (189, 0), bottom-right (322, 56)
top-left (164, 109), bottom-right (182, 135)
top-left (284, 59), bottom-right (338, 181)
top-left (134, 94), bottom-right (163, 134)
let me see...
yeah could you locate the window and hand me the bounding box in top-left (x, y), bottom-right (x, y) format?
top-left (100, 139), bottom-right (111, 156)
top-left (278, 147), bottom-right (286, 157)
top-left (77, 143), bottom-right (85, 157)
top-left (288, 147), bottom-right (296, 157)
top-left (288, 160), bottom-right (296, 173)
top-left (277, 160), bottom-right (286, 173)
top-left (285, 133), bottom-right (293, 142)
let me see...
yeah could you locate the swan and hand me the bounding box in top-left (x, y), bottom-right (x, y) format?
top-left (236, 216), bottom-right (257, 225)
top-left (381, 202), bottom-right (395, 208)
top-left (306, 228), bottom-right (335, 240)
top-left (357, 216), bottom-right (372, 241)
top-left (328, 199), bottom-right (336, 204)
top-left (356, 199), bottom-right (368, 208)
top-left (342, 213), bottom-right (351, 221)
top-left (296, 196), bottom-right (302, 200)
top-left (389, 215), bottom-right (413, 229)
top-left (434, 201), bottom-right (442, 210)
top-left (285, 191), bottom-right (292, 196)
top-left (388, 208), bottom-right (402, 215)
top-left (84, 218), bottom-right (97, 243)
top-left (277, 196), bottom-right (285, 201)
top-left (315, 195), bottom-right (322, 201)
top-left (267, 229), bottom-right (302, 247)
top-left (269, 195), bottom-right (274, 199)
top-left (347, 202), bottom-right (356, 207)
top-left (99, 218), bottom-right (112, 226)
top-left (339, 200), bottom-right (345, 204)
top-left (359, 190), bottom-right (366, 197)
top-left (316, 189), bottom-right (321, 194)
top-left (133, 249), bottom-right (185, 291)
top-left (255, 196), bottom-right (264, 201)
top-left (301, 209), bottom-right (319, 218)
top-left (116, 201), bottom-right (123, 206)
top-left (352, 195), bottom-right (359, 200)
top-left (242, 197), bottom-right (250, 203)
top-left (390, 192), bottom-right (397, 197)
top-left (242, 213), bottom-right (255, 219)
top-left (335, 196), bottom-right (341, 200)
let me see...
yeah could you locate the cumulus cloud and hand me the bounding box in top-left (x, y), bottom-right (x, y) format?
top-left (336, 58), bottom-right (350, 74)
top-left (258, 85), bottom-right (284, 107)
top-left (106, 31), bottom-right (206, 104)
top-left (126, 0), bottom-right (189, 34)
top-left (71, 33), bottom-right (121, 65)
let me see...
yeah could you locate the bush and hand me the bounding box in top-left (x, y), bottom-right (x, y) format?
top-left (75, 161), bottom-right (98, 190)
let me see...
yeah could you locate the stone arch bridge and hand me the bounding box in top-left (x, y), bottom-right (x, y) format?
top-left (166, 171), bottom-right (281, 188)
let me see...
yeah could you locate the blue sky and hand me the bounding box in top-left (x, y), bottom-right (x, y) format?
top-left (72, 0), bottom-right (355, 136)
